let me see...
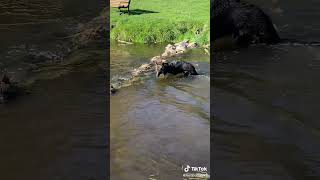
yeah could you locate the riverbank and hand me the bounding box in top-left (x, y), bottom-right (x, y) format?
top-left (110, 0), bottom-right (210, 45)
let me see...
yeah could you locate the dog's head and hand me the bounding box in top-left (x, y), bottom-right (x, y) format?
top-left (157, 62), bottom-right (169, 77)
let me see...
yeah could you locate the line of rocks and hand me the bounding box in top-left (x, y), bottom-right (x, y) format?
top-left (110, 40), bottom-right (203, 94)
top-left (0, 8), bottom-right (109, 103)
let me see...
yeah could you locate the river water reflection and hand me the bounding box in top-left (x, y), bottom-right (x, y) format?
top-left (213, 1), bottom-right (320, 179)
top-left (110, 42), bottom-right (210, 179)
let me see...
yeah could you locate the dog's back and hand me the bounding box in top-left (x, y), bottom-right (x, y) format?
top-left (171, 61), bottom-right (198, 75)
top-left (156, 61), bottom-right (198, 77)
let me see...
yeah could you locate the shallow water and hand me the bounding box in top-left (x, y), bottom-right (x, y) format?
top-left (0, 71), bottom-right (107, 180)
top-left (0, 0), bottom-right (105, 77)
top-left (213, 1), bottom-right (320, 179)
top-left (0, 1), bottom-right (107, 180)
top-left (110, 42), bottom-right (210, 179)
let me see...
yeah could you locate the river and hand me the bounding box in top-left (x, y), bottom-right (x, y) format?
top-left (110, 42), bottom-right (210, 179)
top-left (0, 1), bottom-right (107, 180)
top-left (213, 0), bottom-right (320, 179)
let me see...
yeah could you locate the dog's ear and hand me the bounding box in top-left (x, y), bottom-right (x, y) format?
top-left (162, 62), bottom-right (169, 67)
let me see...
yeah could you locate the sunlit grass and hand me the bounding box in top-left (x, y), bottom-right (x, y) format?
top-left (110, 0), bottom-right (210, 45)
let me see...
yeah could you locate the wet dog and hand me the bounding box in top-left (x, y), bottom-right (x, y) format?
top-left (156, 61), bottom-right (198, 77)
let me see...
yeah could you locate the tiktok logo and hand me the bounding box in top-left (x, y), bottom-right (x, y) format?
top-left (183, 165), bottom-right (191, 172)
top-left (182, 164), bottom-right (210, 179)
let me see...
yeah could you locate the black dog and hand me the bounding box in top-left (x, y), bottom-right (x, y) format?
top-left (157, 61), bottom-right (198, 77)
top-left (212, 0), bottom-right (280, 46)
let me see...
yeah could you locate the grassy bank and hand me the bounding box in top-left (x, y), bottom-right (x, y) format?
top-left (110, 0), bottom-right (210, 45)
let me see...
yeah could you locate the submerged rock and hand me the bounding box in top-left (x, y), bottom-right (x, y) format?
top-left (131, 63), bottom-right (153, 77)
top-left (23, 50), bottom-right (64, 64)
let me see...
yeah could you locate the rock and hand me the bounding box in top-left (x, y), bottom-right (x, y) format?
top-left (139, 63), bottom-right (151, 70)
top-left (187, 42), bottom-right (198, 49)
top-left (150, 56), bottom-right (167, 73)
top-left (166, 44), bottom-right (175, 49)
top-left (110, 85), bottom-right (118, 94)
top-left (204, 48), bottom-right (210, 55)
top-left (174, 41), bottom-right (188, 47)
top-left (162, 44), bottom-right (177, 57)
top-left (110, 40), bottom-right (200, 92)
top-left (161, 41), bottom-right (200, 57)
top-left (150, 56), bottom-right (166, 65)
top-left (131, 63), bottom-right (153, 77)
top-left (175, 44), bottom-right (187, 53)
top-left (72, 7), bottom-right (108, 49)
top-left (24, 51), bottom-right (62, 64)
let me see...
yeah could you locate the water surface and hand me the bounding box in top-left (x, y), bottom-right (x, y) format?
top-left (0, 1), bottom-right (107, 179)
top-left (213, 1), bottom-right (320, 179)
top-left (110, 42), bottom-right (210, 179)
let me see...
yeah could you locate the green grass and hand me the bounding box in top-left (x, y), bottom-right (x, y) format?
top-left (110, 0), bottom-right (210, 45)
